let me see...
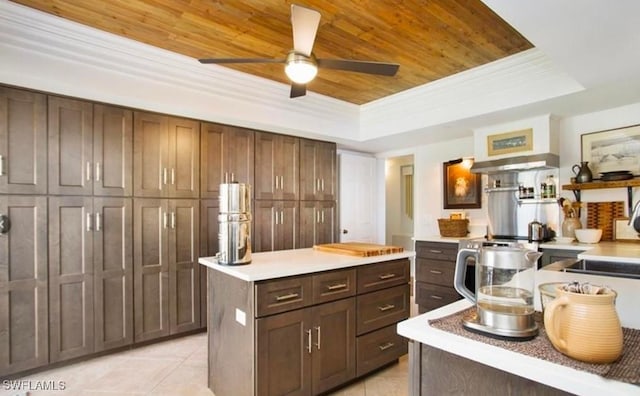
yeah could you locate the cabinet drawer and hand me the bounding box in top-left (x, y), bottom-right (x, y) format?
top-left (356, 285), bottom-right (409, 335)
top-left (415, 241), bottom-right (458, 261)
top-left (312, 268), bottom-right (357, 304)
top-left (255, 276), bottom-right (313, 317)
top-left (415, 282), bottom-right (460, 312)
top-left (416, 258), bottom-right (455, 287)
top-left (357, 259), bottom-right (410, 294)
top-left (356, 324), bottom-right (408, 377)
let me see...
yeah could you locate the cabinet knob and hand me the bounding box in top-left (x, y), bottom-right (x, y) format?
top-left (0, 214), bottom-right (11, 234)
top-left (342, 229), bottom-right (348, 234)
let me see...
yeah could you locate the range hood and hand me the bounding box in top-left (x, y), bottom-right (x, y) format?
top-left (470, 153), bottom-right (559, 174)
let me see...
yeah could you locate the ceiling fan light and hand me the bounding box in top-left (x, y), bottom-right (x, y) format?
top-left (285, 57), bottom-right (317, 84)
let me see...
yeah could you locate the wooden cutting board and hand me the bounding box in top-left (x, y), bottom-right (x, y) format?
top-left (313, 242), bottom-right (404, 257)
top-left (586, 201), bottom-right (625, 241)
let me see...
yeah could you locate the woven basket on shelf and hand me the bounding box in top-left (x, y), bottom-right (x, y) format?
top-left (437, 218), bottom-right (469, 237)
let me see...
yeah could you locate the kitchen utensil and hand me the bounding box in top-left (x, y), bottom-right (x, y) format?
top-left (600, 170), bottom-right (633, 181)
top-left (572, 162), bottom-right (593, 183)
top-left (544, 285), bottom-right (622, 363)
top-left (454, 245), bottom-right (542, 340)
top-left (574, 228), bottom-right (602, 243)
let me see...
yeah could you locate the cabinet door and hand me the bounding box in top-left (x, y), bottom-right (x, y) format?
top-left (200, 122), bottom-right (254, 198)
top-left (93, 104), bottom-right (133, 197)
top-left (278, 135), bottom-right (299, 200)
top-left (254, 200), bottom-right (276, 253)
top-left (133, 112), bottom-right (169, 197)
top-left (255, 201), bottom-right (297, 252)
top-left (168, 117), bottom-right (199, 198)
top-left (311, 298), bottom-right (356, 395)
top-left (168, 199), bottom-right (200, 334)
top-left (48, 96), bottom-right (94, 195)
top-left (48, 196), bottom-right (94, 362)
top-left (300, 201), bottom-right (336, 248)
top-left (255, 133), bottom-right (299, 200)
top-left (0, 196), bottom-right (48, 375)
top-left (316, 141), bottom-right (336, 201)
top-left (199, 199), bottom-right (220, 327)
top-left (277, 201), bottom-right (298, 251)
top-left (133, 198), bottom-right (169, 341)
top-left (256, 308), bottom-right (312, 396)
top-left (0, 87), bottom-right (47, 194)
top-left (93, 198), bottom-right (133, 352)
top-left (254, 132), bottom-right (278, 200)
top-left (300, 139), bottom-right (335, 201)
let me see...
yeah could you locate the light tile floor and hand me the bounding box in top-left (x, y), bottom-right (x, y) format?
top-left (0, 332), bottom-right (408, 396)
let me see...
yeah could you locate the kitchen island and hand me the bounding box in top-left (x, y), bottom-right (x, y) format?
top-left (398, 264), bottom-right (640, 396)
top-left (199, 248), bottom-right (415, 396)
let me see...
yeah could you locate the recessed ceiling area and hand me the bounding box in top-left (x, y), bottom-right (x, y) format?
top-left (9, 0), bottom-right (533, 104)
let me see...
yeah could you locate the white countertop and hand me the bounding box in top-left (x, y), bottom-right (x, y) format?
top-left (397, 300), bottom-right (640, 396)
top-left (540, 241), bottom-right (640, 264)
top-left (413, 235), bottom-right (484, 244)
top-left (198, 248), bottom-right (415, 281)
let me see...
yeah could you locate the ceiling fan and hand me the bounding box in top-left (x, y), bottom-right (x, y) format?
top-left (198, 4), bottom-right (400, 98)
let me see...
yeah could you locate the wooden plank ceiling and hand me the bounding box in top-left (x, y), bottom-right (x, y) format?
top-left (11, 0), bottom-right (533, 104)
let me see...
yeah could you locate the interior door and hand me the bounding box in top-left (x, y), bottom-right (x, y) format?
top-left (339, 153), bottom-right (378, 243)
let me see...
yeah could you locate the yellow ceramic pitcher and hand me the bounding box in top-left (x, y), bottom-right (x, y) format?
top-left (544, 286), bottom-right (623, 363)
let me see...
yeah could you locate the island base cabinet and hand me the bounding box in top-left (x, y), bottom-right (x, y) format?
top-left (356, 324), bottom-right (408, 377)
top-left (410, 343), bottom-right (571, 396)
top-left (256, 298), bottom-right (356, 396)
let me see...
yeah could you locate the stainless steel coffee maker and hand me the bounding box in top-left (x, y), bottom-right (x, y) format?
top-left (454, 245), bottom-right (542, 340)
top-left (217, 182), bottom-right (252, 265)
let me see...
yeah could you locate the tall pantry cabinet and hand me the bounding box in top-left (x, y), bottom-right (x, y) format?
top-left (132, 112), bottom-right (200, 342)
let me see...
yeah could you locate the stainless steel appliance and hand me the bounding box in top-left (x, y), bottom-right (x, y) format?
top-left (217, 182), bottom-right (252, 265)
top-left (455, 244), bottom-right (542, 340)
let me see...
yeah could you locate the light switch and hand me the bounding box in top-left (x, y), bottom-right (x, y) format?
top-left (235, 308), bottom-right (246, 326)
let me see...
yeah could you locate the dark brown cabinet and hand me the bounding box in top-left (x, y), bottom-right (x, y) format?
top-left (415, 241), bottom-right (461, 313)
top-left (0, 87), bottom-right (47, 195)
top-left (133, 198), bottom-right (200, 342)
top-left (208, 259), bottom-right (409, 396)
top-left (200, 122), bottom-right (254, 198)
top-left (299, 201), bottom-right (335, 248)
top-left (48, 196), bottom-right (95, 362)
top-left (93, 105), bottom-right (133, 197)
top-left (48, 96), bottom-right (94, 196)
top-left (255, 132), bottom-right (299, 200)
top-left (0, 196), bottom-right (48, 375)
top-left (256, 298), bottom-right (356, 396)
top-left (300, 139), bottom-right (336, 201)
top-left (254, 200), bottom-right (298, 252)
top-left (48, 99), bottom-right (133, 197)
top-left (93, 197), bottom-right (133, 352)
top-left (133, 112), bottom-right (200, 198)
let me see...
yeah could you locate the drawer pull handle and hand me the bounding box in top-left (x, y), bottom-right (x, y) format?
top-left (326, 283), bottom-right (347, 291)
top-left (378, 304), bottom-right (395, 312)
top-left (378, 342), bottom-right (395, 351)
top-left (378, 273), bottom-right (396, 280)
top-left (430, 295), bottom-right (443, 300)
top-left (429, 249), bottom-right (442, 254)
top-left (275, 292), bottom-right (299, 302)
top-left (429, 270), bottom-right (443, 275)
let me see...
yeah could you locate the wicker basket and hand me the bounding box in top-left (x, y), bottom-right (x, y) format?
top-left (437, 218), bottom-right (469, 237)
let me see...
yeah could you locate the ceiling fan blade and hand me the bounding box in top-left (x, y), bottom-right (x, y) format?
top-left (290, 83), bottom-right (307, 98)
top-left (317, 59), bottom-right (399, 76)
top-left (199, 58), bottom-right (285, 64)
top-left (291, 4), bottom-right (321, 56)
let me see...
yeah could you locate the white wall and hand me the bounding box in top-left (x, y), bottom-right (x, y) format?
top-left (558, 102), bottom-right (640, 222)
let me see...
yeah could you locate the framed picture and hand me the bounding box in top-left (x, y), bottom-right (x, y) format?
top-left (487, 128), bottom-right (533, 156)
top-left (443, 160), bottom-right (481, 209)
top-left (581, 124), bottom-right (640, 177)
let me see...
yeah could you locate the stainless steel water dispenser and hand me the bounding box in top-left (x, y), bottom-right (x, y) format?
top-left (217, 182), bottom-right (252, 265)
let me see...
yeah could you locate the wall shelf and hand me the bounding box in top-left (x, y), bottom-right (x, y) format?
top-left (562, 178), bottom-right (640, 214)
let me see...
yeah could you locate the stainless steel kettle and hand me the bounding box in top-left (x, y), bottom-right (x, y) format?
top-left (528, 220), bottom-right (545, 242)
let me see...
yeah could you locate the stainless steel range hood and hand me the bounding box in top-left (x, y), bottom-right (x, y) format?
top-left (470, 153), bottom-right (559, 174)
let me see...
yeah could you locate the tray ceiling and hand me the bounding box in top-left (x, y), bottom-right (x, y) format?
top-left (10, 0), bottom-right (532, 105)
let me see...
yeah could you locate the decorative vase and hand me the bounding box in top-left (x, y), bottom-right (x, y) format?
top-left (561, 217), bottom-right (582, 239)
top-left (572, 161), bottom-right (593, 183)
